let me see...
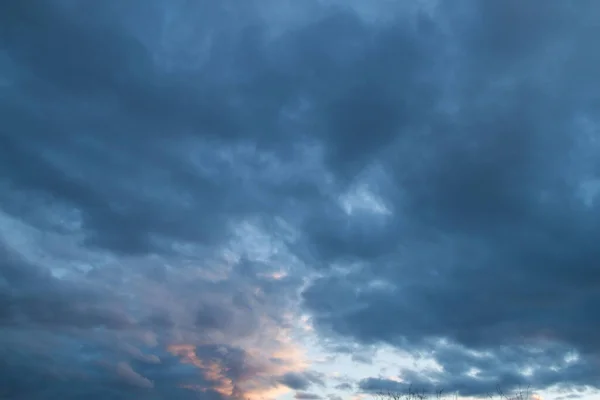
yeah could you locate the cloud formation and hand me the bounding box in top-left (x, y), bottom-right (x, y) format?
top-left (2, 0), bottom-right (600, 398)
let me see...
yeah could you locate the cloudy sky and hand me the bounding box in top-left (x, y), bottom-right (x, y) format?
top-left (2, 0), bottom-right (600, 399)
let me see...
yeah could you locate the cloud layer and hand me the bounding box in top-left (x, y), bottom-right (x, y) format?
top-left (2, 0), bottom-right (600, 398)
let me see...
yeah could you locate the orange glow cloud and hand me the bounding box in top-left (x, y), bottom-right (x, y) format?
top-left (168, 344), bottom-right (234, 394)
top-left (168, 327), bottom-right (309, 400)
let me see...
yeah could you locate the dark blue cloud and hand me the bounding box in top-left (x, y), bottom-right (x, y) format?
top-left (2, 0), bottom-right (600, 398)
top-left (280, 372), bottom-right (326, 391)
top-left (300, 0), bottom-right (600, 395)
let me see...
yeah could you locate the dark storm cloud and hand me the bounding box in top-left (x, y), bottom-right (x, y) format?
top-left (0, 242), bottom-right (130, 330)
top-left (0, 336), bottom-right (218, 400)
top-left (300, 0), bottom-right (600, 396)
top-left (3, 0), bottom-right (600, 398)
top-left (1, 1), bottom-right (317, 395)
top-left (0, 0), bottom-right (326, 256)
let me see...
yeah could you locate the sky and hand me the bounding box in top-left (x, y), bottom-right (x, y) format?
top-left (2, 0), bottom-right (600, 399)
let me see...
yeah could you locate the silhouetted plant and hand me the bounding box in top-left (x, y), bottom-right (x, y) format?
top-left (375, 384), bottom-right (534, 400)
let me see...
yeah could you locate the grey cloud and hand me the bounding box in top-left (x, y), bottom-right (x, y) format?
top-left (280, 372), bottom-right (326, 391)
top-left (0, 0), bottom-right (322, 256)
top-left (351, 353), bottom-right (373, 364)
top-left (358, 351), bottom-right (600, 398)
top-left (282, 373), bottom-right (314, 390)
top-left (556, 395), bottom-right (585, 400)
top-left (4, 0), bottom-right (600, 398)
top-left (335, 383), bottom-right (354, 391)
top-left (0, 242), bottom-right (130, 330)
top-left (1, 0), bottom-right (323, 398)
top-left (300, 0), bottom-right (600, 396)
top-left (195, 303), bottom-right (234, 331)
top-left (0, 230), bottom-right (302, 396)
top-left (0, 336), bottom-right (210, 400)
top-left (295, 392), bottom-right (323, 400)
top-left (117, 362), bottom-right (154, 389)
top-left (1, 0), bottom-right (309, 391)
